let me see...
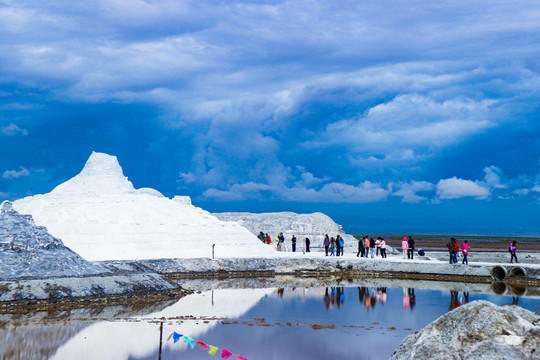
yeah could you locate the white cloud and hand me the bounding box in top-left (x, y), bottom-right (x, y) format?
top-left (482, 165), bottom-right (507, 189)
top-left (1, 123), bottom-right (28, 136)
top-left (392, 180), bottom-right (435, 202)
top-left (513, 189), bottom-right (529, 196)
top-left (2, 166), bottom-right (30, 179)
top-left (313, 94), bottom-right (494, 158)
top-left (436, 177), bottom-right (490, 199)
top-left (204, 179), bottom-right (389, 203)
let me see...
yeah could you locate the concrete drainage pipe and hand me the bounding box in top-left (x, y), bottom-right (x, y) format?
top-left (508, 284), bottom-right (527, 297)
top-left (491, 265), bottom-right (507, 281)
top-left (491, 281), bottom-right (507, 295)
top-left (509, 267), bottom-right (527, 278)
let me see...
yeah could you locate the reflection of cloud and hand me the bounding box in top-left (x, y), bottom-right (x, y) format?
top-left (51, 289), bottom-right (273, 360)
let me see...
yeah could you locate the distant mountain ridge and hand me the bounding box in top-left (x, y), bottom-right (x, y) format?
top-left (213, 211), bottom-right (357, 247)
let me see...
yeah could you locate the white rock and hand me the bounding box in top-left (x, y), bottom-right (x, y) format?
top-left (391, 300), bottom-right (540, 360)
top-left (13, 152), bottom-right (276, 261)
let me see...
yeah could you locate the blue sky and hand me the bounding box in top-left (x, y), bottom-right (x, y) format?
top-left (1, 0), bottom-right (540, 235)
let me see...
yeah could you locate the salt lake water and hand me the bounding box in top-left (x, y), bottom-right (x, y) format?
top-left (1, 282), bottom-right (539, 360)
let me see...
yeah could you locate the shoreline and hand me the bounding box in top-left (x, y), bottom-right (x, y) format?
top-left (2, 252), bottom-right (540, 312)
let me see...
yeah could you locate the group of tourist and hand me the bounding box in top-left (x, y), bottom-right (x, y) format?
top-left (400, 236), bottom-right (419, 259)
top-left (356, 236), bottom-right (388, 258)
top-left (257, 232), bottom-right (311, 252)
top-left (446, 238), bottom-right (470, 264)
top-left (257, 231), bottom-right (520, 264)
top-left (323, 234), bottom-right (345, 256)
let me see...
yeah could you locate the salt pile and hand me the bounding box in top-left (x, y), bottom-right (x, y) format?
top-left (13, 152), bottom-right (275, 261)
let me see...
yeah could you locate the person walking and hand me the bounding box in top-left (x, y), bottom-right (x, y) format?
top-left (339, 235), bottom-right (345, 256)
top-left (509, 240), bottom-right (518, 263)
top-left (335, 235), bottom-right (341, 257)
top-left (330, 236), bottom-right (336, 256)
top-left (407, 236), bottom-right (415, 260)
top-left (380, 238), bottom-right (387, 258)
top-left (324, 235), bottom-right (330, 256)
top-left (357, 236), bottom-right (364, 257)
top-left (291, 235), bottom-right (297, 252)
top-left (305, 237), bottom-right (310, 253)
top-left (375, 237), bottom-right (381, 257)
top-left (461, 240), bottom-right (469, 265)
top-left (401, 237), bottom-right (408, 259)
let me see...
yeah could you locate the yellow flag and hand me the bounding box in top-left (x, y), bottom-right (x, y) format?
top-left (208, 345), bottom-right (218, 355)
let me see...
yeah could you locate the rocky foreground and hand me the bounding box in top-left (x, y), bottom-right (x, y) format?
top-left (391, 300), bottom-right (540, 360)
top-left (0, 201), bottom-right (105, 279)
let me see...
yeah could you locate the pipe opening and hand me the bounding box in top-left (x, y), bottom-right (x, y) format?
top-left (491, 281), bottom-right (507, 295)
top-left (509, 267), bottom-right (526, 278)
top-left (508, 284), bottom-right (527, 297)
top-left (491, 266), bottom-right (507, 281)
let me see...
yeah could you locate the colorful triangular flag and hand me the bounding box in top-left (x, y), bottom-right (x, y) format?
top-left (208, 345), bottom-right (219, 355)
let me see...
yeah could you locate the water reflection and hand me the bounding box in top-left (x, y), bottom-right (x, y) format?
top-left (1, 283), bottom-right (538, 360)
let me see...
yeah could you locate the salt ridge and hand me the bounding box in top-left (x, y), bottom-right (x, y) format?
top-left (13, 152), bottom-right (276, 261)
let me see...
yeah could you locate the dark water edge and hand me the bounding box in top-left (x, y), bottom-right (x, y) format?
top-left (1, 281), bottom-right (539, 360)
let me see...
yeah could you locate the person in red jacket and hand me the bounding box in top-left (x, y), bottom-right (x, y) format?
top-left (451, 238), bottom-right (459, 264)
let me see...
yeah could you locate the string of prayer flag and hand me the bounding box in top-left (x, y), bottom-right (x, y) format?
top-left (170, 332), bottom-right (247, 359)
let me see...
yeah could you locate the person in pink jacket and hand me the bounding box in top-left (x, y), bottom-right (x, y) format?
top-left (402, 237), bottom-right (408, 259)
top-left (461, 240), bottom-right (469, 265)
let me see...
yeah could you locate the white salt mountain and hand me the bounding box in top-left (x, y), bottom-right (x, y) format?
top-left (0, 201), bottom-right (105, 279)
top-left (13, 152), bottom-right (275, 261)
top-left (213, 211), bottom-right (357, 248)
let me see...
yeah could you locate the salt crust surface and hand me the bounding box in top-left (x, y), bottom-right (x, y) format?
top-left (13, 152), bottom-right (276, 261)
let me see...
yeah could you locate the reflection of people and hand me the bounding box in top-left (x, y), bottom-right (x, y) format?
top-left (403, 288), bottom-right (410, 310)
top-left (277, 288), bottom-right (284, 298)
top-left (336, 287), bottom-right (344, 308)
top-left (512, 296), bottom-right (519, 305)
top-left (324, 288), bottom-right (330, 309)
top-left (509, 241), bottom-right (518, 263)
top-left (449, 290), bottom-right (460, 310)
top-left (408, 288), bottom-right (416, 310)
top-left (464, 292), bottom-right (469, 304)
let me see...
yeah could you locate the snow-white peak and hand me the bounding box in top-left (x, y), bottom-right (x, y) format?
top-left (51, 152), bottom-right (136, 195)
top-left (13, 152), bottom-right (275, 261)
